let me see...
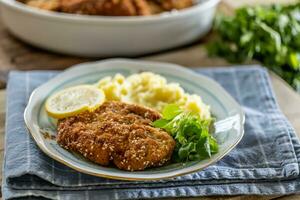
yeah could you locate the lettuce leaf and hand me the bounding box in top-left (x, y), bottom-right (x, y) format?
top-left (153, 104), bottom-right (218, 162)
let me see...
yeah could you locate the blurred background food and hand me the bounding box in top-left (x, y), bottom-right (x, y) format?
top-left (18, 0), bottom-right (194, 16)
top-left (0, 0), bottom-right (218, 57)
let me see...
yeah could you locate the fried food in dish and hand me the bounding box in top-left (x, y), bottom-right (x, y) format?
top-left (60, 0), bottom-right (152, 16)
top-left (57, 101), bottom-right (175, 171)
top-left (156, 0), bottom-right (194, 11)
top-left (19, 0), bottom-right (60, 11)
top-left (19, 0), bottom-right (194, 16)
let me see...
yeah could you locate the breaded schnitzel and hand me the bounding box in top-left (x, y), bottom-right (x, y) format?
top-left (19, 0), bottom-right (194, 16)
top-left (57, 101), bottom-right (175, 171)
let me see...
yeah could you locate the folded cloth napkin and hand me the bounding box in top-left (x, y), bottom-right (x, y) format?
top-left (3, 66), bottom-right (300, 200)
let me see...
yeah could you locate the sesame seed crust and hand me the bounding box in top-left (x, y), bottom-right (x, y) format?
top-left (57, 101), bottom-right (175, 171)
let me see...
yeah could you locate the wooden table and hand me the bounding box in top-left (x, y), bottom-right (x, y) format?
top-left (0, 0), bottom-right (300, 199)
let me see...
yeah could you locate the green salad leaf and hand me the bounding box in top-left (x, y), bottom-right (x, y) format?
top-left (207, 3), bottom-right (300, 92)
top-left (153, 104), bottom-right (218, 162)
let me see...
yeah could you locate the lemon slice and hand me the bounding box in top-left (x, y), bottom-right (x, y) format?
top-left (45, 85), bottom-right (105, 119)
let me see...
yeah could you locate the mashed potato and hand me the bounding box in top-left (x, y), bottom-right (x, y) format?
top-left (96, 72), bottom-right (211, 119)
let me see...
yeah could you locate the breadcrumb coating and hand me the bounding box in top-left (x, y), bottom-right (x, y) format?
top-left (57, 101), bottom-right (175, 171)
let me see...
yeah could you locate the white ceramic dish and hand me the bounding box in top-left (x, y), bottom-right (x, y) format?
top-left (24, 59), bottom-right (244, 180)
top-left (0, 0), bottom-right (220, 57)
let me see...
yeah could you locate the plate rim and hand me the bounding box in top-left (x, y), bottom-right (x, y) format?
top-left (24, 58), bottom-right (245, 181)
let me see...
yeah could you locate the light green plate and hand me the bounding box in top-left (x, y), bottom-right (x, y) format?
top-left (24, 59), bottom-right (244, 181)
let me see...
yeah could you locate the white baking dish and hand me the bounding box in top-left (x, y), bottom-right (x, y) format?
top-left (0, 0), bottom-right (220, 57)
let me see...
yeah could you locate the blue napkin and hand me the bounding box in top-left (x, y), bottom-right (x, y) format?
top-left (3, 66), bottom-right (300, 200)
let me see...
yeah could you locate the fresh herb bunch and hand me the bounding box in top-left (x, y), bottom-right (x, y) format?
top-left (152, 104), bottom-right (218, 162)
top-left (207, 3), bottom-right (300, 92)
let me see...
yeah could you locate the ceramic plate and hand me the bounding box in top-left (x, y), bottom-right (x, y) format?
top-left (24, 59), bottom-right (244, 181)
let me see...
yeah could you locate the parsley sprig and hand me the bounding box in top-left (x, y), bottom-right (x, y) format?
top-left (207, 3), bottom-right (300, 92)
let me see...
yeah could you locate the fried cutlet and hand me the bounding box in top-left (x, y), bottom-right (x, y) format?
top-left (57, 101), bottom-right (175, 171)
top-left (19, 0), bottom-right (194, 16)
top-left (60, 0), bottom-right (152, 16)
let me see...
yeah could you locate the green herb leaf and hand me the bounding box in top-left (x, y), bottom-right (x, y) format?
top-left (207, 2), bottom-right (300, 92)
top-left (162, 104), bottom-right (182, 120)
top-left (152, 118), bottom-right (169, 128)
top-left (288, 52), bottom-right (300, 70)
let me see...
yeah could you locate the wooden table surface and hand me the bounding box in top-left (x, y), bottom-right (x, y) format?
top-left (0, 0), bottom-right (300, 199)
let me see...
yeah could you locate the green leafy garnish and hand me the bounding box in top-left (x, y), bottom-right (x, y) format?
top-left (207, 3), bottom-right (300, 92)
top-left (162, 104), bottom-right (182, 120)
top-left (153, 104), bottom-right (218, 162)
